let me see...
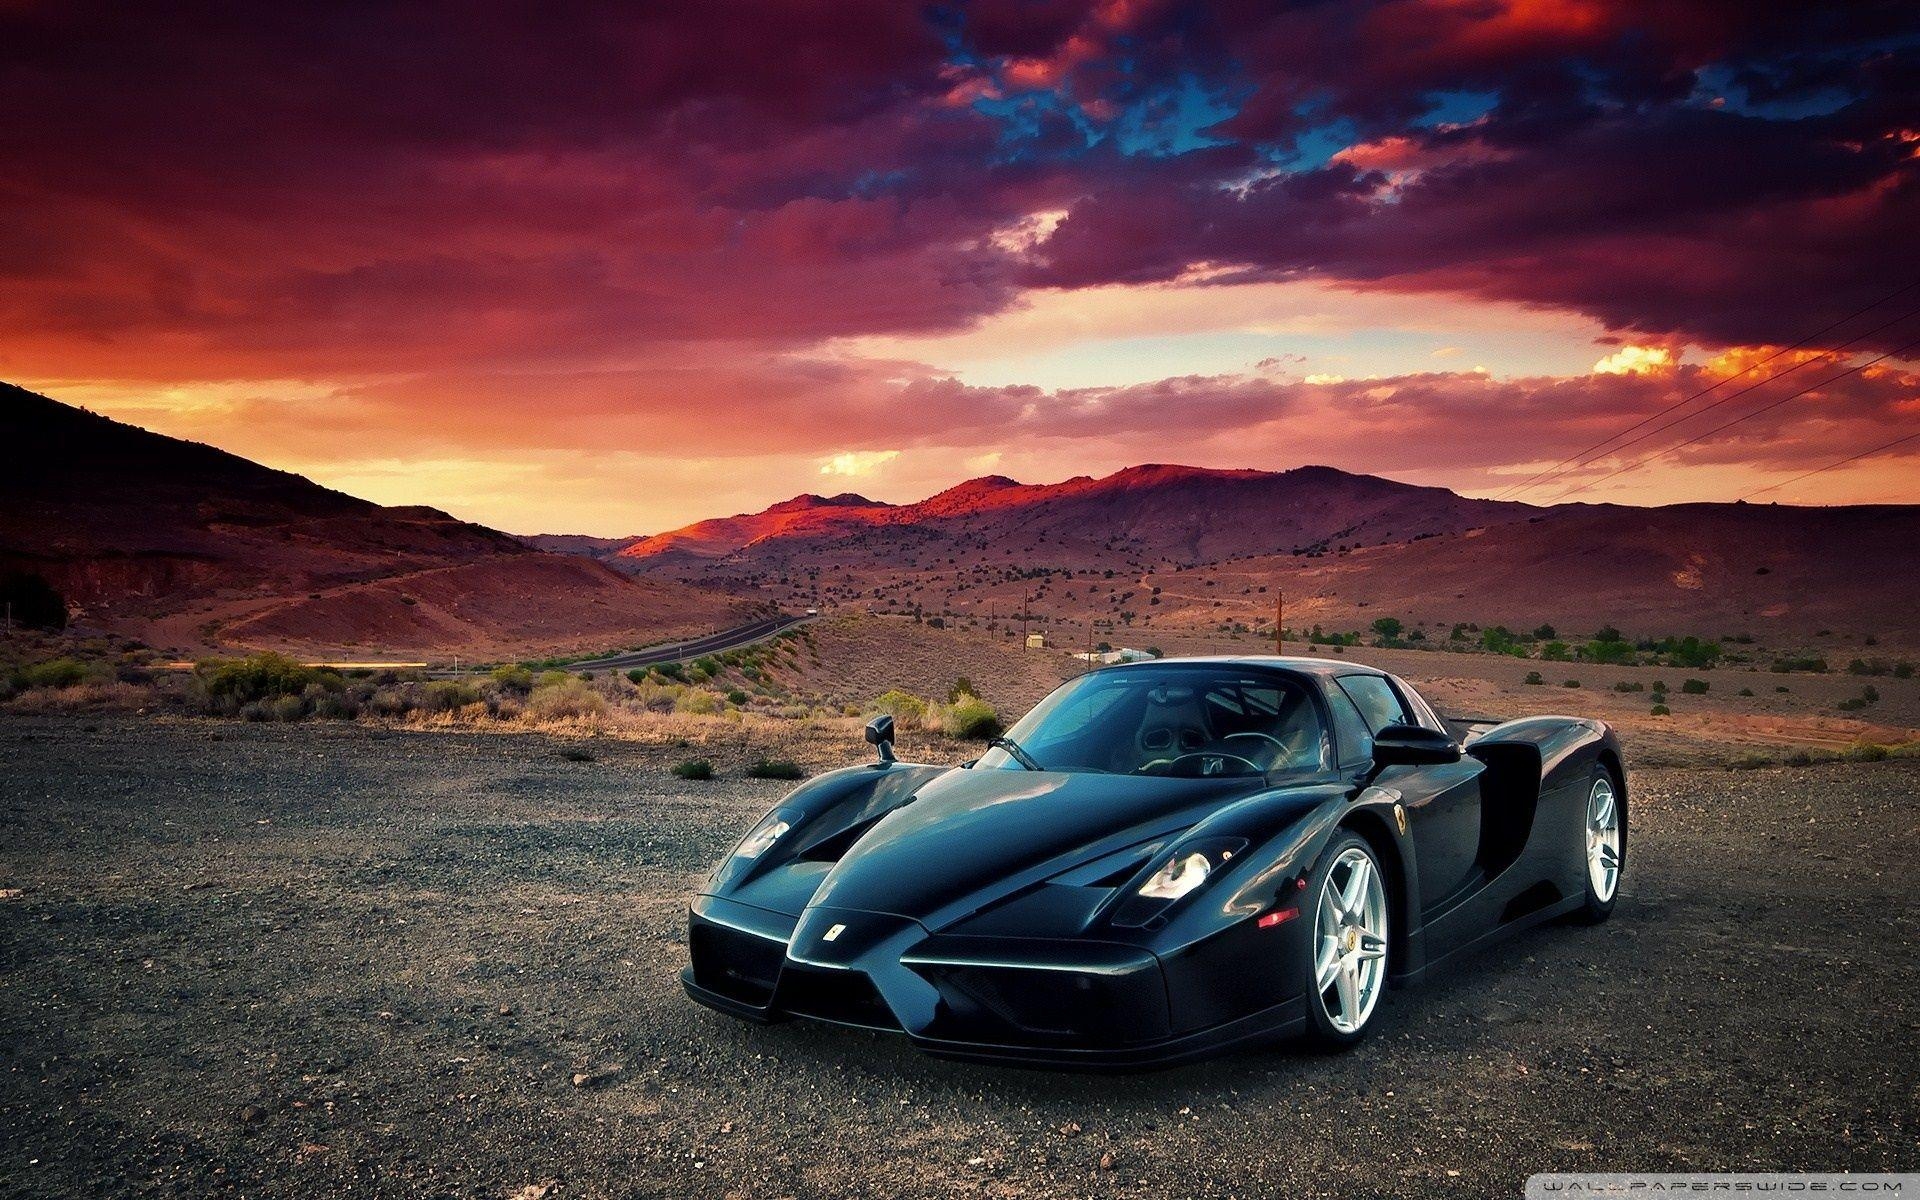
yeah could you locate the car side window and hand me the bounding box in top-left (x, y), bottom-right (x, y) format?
top-left (1324, 684), bottom-right (1375, 767)
top-left (1336, 675), bottom-right (1410, 735)
top-left (1389, 675), bottom-right (1450, 735)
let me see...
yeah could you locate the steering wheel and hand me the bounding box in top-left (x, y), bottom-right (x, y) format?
top-left (1221, 731), bottom-right (1293, 766)
top-left (1163, 751), bottom-right (1263, 777)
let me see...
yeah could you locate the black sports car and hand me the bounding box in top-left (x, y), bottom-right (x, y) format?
top-left (684, 656), bottom-right (1625, 1068)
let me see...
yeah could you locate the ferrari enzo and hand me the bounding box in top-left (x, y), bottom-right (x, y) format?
top-left (683, 656), bottom-right (1625, 1068)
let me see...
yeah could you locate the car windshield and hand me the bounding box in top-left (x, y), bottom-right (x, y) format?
top-left (977, 666), bottom-right (1329, 777)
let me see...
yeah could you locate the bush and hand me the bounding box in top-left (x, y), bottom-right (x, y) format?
top-left (18, 657), bottom-right (91, 689)
top-left (1650, 704), bottom-right (1670, 716)
top-left (417, 680), bottom-right (478, 711)
top-left (268, 694), bottom-right (307, 722)
top-left (1681, 678), bottom-right (1709, 694)
top-left (949, 676), bottom-right (979, 703)
top-left (654, 661), bottom-right (685, 681)
top-left (870, 689), bottom-right (929, 726)
top-left (491, 664), bottom-right (535, 692)
top-left (746, 759), bottom-right (805, 780)
top-left (1729, 753), bottom-right (1774, 770)
top-left (671, 758), bottom-right (714, 780)
top-left (1613, 680), bottom-right (1645, 693)
top-left (1783, 749), bottom-right (1816, 767)
top-left (1738, 688), bottom-right (1754, 697)
top-left (1523, 671), bottom-right (1543, 685)
top-left (1579, 637), bottom-right (1637, 665)
top-left (1843, 742), bottom-right (1888, 763)
top-left (1563, 679), bottom-right (1581, 688)
top-left (726, 689), bottom-right (750, 705)
top-left (627, 668), bottom-right (649, 685)
top-left (195, 653), bottom-right (339, 708)
top-left (1770, 656), bottom-right (1828, 674)
top-left (942, 695), bottom-right (1003, 740)
top-left (526, 678), bottom-right (608, 720)
top-left (675, 689), bottom-right (724, 716)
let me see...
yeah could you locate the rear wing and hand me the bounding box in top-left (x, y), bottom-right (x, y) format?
top-left (1445, 715), bottom-right (1505, 744)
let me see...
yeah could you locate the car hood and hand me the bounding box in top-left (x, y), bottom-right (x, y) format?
top-left (805, 765), bottom-right (1261, 929)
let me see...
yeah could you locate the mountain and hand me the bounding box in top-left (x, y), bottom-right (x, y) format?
top-left (592, 461), bottom-right (1920, 648)
top-left (614, 463), bottom-right (1532, 571)
top-left (0, 383), bottom-right (750, 656)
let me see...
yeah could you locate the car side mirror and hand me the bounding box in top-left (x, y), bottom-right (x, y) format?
top-left (1370, 723), bottom-right (1461, 769)
top-left (864, 714), bottom-right (896, 766)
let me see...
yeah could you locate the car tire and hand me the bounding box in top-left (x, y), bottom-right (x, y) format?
top-left (1302, 832), bottom-right (1390, 1050)
top-left (1571, 764), bottom-right (1624, 924)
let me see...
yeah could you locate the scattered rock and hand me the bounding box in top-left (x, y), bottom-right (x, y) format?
top-left (237, 1104), bottom-right (266, 1125)
top-left (507, 1181), bottom-right (559, 1200)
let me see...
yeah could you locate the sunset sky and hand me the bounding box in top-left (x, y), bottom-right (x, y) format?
top-left (3, 1), bottom-right (1917, 535)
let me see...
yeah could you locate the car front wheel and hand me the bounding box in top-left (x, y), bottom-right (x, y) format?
top-left (1303, 832), bottom-right (1389, 1048)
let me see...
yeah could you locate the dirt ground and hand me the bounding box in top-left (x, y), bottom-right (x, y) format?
top-left (2, 715), bottom-right (1915, 1199)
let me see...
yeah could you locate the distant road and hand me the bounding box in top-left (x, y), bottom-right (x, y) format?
top-left (567, 613), bottom-right (811, 672)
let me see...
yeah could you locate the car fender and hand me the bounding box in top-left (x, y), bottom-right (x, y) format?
top-left (703, 761), bottom-right (948, 896)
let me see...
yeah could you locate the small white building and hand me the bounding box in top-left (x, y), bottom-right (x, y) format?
top-left (1072, 646), bottom-right (1155, 664)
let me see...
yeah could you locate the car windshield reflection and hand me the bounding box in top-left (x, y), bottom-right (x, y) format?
top-left (976, 667), bottom-right (1329, 777)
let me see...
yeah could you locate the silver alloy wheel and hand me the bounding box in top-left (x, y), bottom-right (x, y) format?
top-left (1315, 845), bottom-right (1389, 1034)
top-left (1586, 775), bottom-right (1622, 902)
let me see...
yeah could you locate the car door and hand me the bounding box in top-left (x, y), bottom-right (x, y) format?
top-left (1331, 674), bottom-right (1485, 914)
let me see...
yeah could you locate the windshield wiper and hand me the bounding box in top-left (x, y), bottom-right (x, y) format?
top-left (988, 736), bottom-right (1045, 772)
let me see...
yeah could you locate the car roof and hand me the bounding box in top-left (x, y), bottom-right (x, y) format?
top-left (1089, 654), bottom-right (1388, 680)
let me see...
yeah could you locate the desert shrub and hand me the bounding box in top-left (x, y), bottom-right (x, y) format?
top-left (1613, 681), bottom-right (1644, 692)
top-left (422, 680), bottom-right (481, 712)
top-left (1843, 741), bottom-right (1888, 763)
top-left (491, 664), bottom-right (535, 692)
top-left (726, 689), bottom-right (750, 705)
top-left (1563, 679), bottom-right (1581, 688)
top-left (746, 759), bottom-right (805, 780)
top-left (1895, 662), bottom-right (1914, 680)
top-left (948, 677), bottom-right (978, 702)
top-left (671, 758), bottom-right (714, 780)
top-left (1539, 641), bottom-right (1570, 661)
top-left (365, 687), bottom-right (412, 717)
top-left (312, 690), bottom-right (360, 719)
top-left (1738, 687), bottom-right (1754, 696)
top-left (1783, 748), bottom-right (1817, 767)
top-left (1770, 656), bottom-right (1828, 674)
top-left (1729, 753), bottom-right (1775, 770)
top-left (693, 656), bottom-right (720, 675)
top-left (1523, 671), bottom-right (1543, 685)
top-left (1578, 638), bottom-right (1637, 665)
top-left (654, 661), bottom-right (685, 681)
top-left (196, 652), bottom-right (339, 707)
top-left (1681, 678), bottom-right (1709, 694)
top-left (629, 681), bottom-right (685, 713)
top-left (1655, 636), bottom-right (1722, 668)
top-left (561, 748), bottom-right (595, 763)
top-left (870, 689), bottom-right (929, 726)
top-left (527, 679), bottom-right (607, 720)
top-left (941, 695), bottom-right (1003, 740)
top-left (18, 657), bottom-right (91, 689)
top-left (627, 668), bottom-right (648, 685)
top-left (535, 669), bottom-right (572, 689)
top-left (675, 689), bottom-right (724, 716)
top-left (1650, 704), bottom-right (1670, 716)
top-left (268, 694), bottom-right (307, 722)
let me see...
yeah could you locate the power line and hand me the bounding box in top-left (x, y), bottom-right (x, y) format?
top-left (1544, 335), bottom-right (1920, 504)
top-left (1739, 430), bottom-right (1920, 502)
top-left (1494, 278), bottom-right (1920, 501)
top-left (1504, 299), bottom-right (1920, 501)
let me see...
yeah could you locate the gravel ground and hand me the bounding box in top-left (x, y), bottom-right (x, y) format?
top-left (2, 715), bottom-right (1915, 1199)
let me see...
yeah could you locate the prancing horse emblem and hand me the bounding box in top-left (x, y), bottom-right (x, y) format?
top-left (823, 923), bottom-right (846, 942)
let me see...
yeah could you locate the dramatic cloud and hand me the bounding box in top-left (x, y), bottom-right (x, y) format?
top-left (1, 0), bottom-right (1914, 530)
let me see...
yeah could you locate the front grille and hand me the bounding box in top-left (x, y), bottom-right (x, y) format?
top-left (690, 920), bottom-right (785, 1007)
top-left (776, 965), bottom-right (901, 1031)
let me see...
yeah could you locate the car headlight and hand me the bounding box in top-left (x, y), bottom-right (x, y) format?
top-left (1139, 850), bottom-right (1215, 899)
top-left (735, 812), bottom-right (791, 860)
top-left (1112, 837), bottom-right (1247, 926)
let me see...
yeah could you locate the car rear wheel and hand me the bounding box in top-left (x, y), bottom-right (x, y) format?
top-left (1572, 766), bottom-right (1624, 923)
top-left (1303, 833), bottom-right (1389, 1048)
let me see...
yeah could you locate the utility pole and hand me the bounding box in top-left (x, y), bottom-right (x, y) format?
top-left (1021, 595), bottom-right (1030, 647)
top-left (1275, 589), bottom-right (1284, 657)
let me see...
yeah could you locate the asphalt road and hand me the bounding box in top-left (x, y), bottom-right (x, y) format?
top-left (1, 716), bottom-right (1913, 1199)
top-left (567, 613), bottom-right (810, 672)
